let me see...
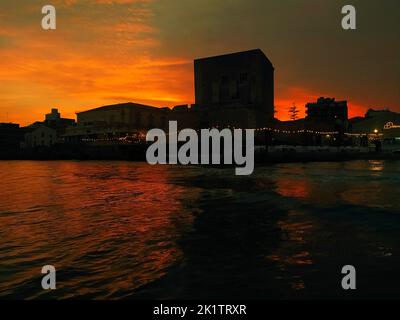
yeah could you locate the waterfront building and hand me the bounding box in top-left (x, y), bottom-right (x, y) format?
top-left (383, 122), bottom-right (400, 140)
top-left (26, 108), bottom-right (75, 133)
top-left (45, 108), bottom-right (61, 121)
top-left (64, 102), bottom-right (170, 143)
top-left (0, 123), bottom-right (24, 153)
top-left (350, 108), bottom-right (400, 135)
top-left (194, 49), bottom-right (275, 128)
top-left (44, 108), bottom-right (75, 129)
top-left (306, 97), bottom-right (348, 123)
top-left (21, 109), bottom-right (75, 148)
top-left (24, 125), bottom-right (57, 148)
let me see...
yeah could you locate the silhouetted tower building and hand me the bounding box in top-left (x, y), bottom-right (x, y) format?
top-left (194, 49), bottom-right (274, 128)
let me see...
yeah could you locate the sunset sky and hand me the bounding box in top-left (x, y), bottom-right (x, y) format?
top-left (0, 0), bottom-right (399, 125)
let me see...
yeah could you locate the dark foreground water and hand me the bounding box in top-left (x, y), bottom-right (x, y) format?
top-left (0, 160), bottom-right (399, 299)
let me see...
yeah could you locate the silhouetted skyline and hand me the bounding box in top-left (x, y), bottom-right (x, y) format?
top-left (0, 0), bottom-right (399, 125)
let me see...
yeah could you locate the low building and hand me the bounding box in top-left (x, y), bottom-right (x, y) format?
top-left (383, 122), bottom-right (400, 144)
top-left (272, 118), bottom-right (343, 146)
top-left (24, 126), bottom-right (57, 148)
top-left (306, 97), bottom-right (348, 123)
top-left (43, 108), bottom-right (75, 132)
top-left (25, 108), bottom-right (75, 134)
top-left (21, 108), bottom-right (75, 148)
top-left (0, 123), bottom-right (25, 152)
top-left (46, 108), bottom-right (61, 121)
top-left (351, 108), bottom-right (400, 135)
top-left (64, 102), bottom-right (170, 143)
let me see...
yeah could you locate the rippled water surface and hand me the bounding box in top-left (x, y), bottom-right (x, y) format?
top-left (1, 160), bottom-right (400, 299)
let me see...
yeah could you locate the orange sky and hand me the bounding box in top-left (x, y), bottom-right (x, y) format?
top-left (0, 0), bottom-right (398, 125)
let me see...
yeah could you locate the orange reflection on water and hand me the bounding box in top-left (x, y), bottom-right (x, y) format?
top-left (266, 207), bottom-right (317, 292)
top-left (368, 160), bottom-right (385, 172)
top-left (268, 251), bottom-right (313, 266)
top-left (0, 161), bottom-right (200, 299)
top-left (274, 178), bottom-right (311, 199)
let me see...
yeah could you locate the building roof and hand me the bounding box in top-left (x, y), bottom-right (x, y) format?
top-left (194, 49), bottom-right (274, 68)
top-left (25, 125), bottom-right (57, 134)
top-left (76, 102), bottom-right (163, 115)
top-left (0, 123), bottom-right (19, 129)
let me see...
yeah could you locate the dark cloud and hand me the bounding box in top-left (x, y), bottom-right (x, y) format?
top-left (0, 0), bottom-right (399, 124)
top-left (151, 0), bottom-right (400, 112)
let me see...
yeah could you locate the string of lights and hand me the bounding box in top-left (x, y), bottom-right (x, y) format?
top-left (77, 125), bottom-right (393, 144)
